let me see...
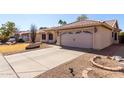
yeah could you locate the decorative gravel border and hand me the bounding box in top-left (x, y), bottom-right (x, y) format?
top-left (89, 56), bottom-right (124, 71)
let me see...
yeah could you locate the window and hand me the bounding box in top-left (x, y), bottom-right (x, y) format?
top-left (42, 34), bottom-right (46, 40)
top-left (49, 33), bottom-right (53, 40)
top-left (114, 33), bottom-right (117, 40)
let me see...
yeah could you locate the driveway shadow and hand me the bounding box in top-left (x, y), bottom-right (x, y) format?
top-left (61, 44), bottom-right (124, 57)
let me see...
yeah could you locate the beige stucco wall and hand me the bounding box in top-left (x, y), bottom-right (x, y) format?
top-left (56, 32), bottom-right (60, 45)
top-left (93, 26), bottom-right (113, 50)
top-left (40, 31), bottom-right (57, 43)
top-left (35, 33), bottom-right (41, 42)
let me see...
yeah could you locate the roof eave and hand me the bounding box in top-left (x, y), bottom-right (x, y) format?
top-left (44, 23), bottom-right (102, 31)
top-left (42, 21), bottom-right (120, 32)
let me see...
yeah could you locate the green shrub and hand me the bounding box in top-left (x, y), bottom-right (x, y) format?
top-left (119, 32), bottom-right (124, 43)
top-left (119, 32), bottom-right (124, 36)
top-left (18, 38), bottom-right (25, 43)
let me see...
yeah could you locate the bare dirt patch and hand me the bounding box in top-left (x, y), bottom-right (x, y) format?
top-left (37, 53), bottom-right (124, 78)
top-left (88, 68), bottom-right (124, 78)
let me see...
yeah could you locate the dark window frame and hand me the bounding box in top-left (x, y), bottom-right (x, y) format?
top-left (42, 34), bottom-right (46, 40)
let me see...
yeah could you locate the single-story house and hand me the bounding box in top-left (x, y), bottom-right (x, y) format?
top-left (39, 19), bottom-right (121, 50)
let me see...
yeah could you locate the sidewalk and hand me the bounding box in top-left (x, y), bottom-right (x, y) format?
top-left (0, 54), bottom-right (17, 78)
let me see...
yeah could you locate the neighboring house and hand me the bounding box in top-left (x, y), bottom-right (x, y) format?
top-left (39, 19), bottom-right (121, 50)
top-left (18, 31), bottom-right (41, 42)
top-left (18, 31), bottom-right (30, 42)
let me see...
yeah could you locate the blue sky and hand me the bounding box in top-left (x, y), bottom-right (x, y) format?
top-left (0, 14), bottom-right (123, 31)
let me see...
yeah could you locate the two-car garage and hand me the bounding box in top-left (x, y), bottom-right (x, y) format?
top-left (60, 30), bottom-right (93, 48)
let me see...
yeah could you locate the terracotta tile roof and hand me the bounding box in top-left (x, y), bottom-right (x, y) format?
top-left (44, 19), bottom-right (119, 31)
top-left (104, 20), bottom-right (117, 27)
top-left (57, 20), bottom-right (102, 29)
top-left (44, 20), bottom-right (101, 31)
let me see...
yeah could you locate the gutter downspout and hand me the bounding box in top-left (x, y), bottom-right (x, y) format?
top-left (93, 27), bottom-right (97, 49)
top-left (60, 31), bottom-right (62, 46)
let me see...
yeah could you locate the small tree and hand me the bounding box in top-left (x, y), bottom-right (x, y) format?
top-left (30, 24), bottom-right (37, 43)
top-left (6, 21), bottom-right (16, 36)
top-left (77, 14), bottom-right (88, 21)
top-left (0, 21), bottom-right (16, 43)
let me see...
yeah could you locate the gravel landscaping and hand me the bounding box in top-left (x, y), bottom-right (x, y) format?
top-left (37, 44), bottom-right (124, 78)
top-left (95, 57), bottom-right (119, 67)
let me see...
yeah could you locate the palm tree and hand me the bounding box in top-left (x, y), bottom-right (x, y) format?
top-left (58, 20), bottom-right (67, 26)
top-left (58, 20), bottom-right (63, 25)
top-left (63, 21), bottom-right (67, 25)
top-left (30, 24), bottom-right (37, 43)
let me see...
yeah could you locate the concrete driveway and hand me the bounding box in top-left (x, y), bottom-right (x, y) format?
top-left (2, 45), bottom-right (84, 78)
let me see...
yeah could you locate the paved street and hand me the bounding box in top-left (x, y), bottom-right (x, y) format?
top-left (1, 46), bottom-right (84, 78)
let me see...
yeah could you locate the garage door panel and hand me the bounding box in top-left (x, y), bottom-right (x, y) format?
top-left (61, 31), bottom-right (93, 48)
top-left (75, 33), bottom-right (92, 48)
top-left (61, 33), bottom-right (74, 47)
